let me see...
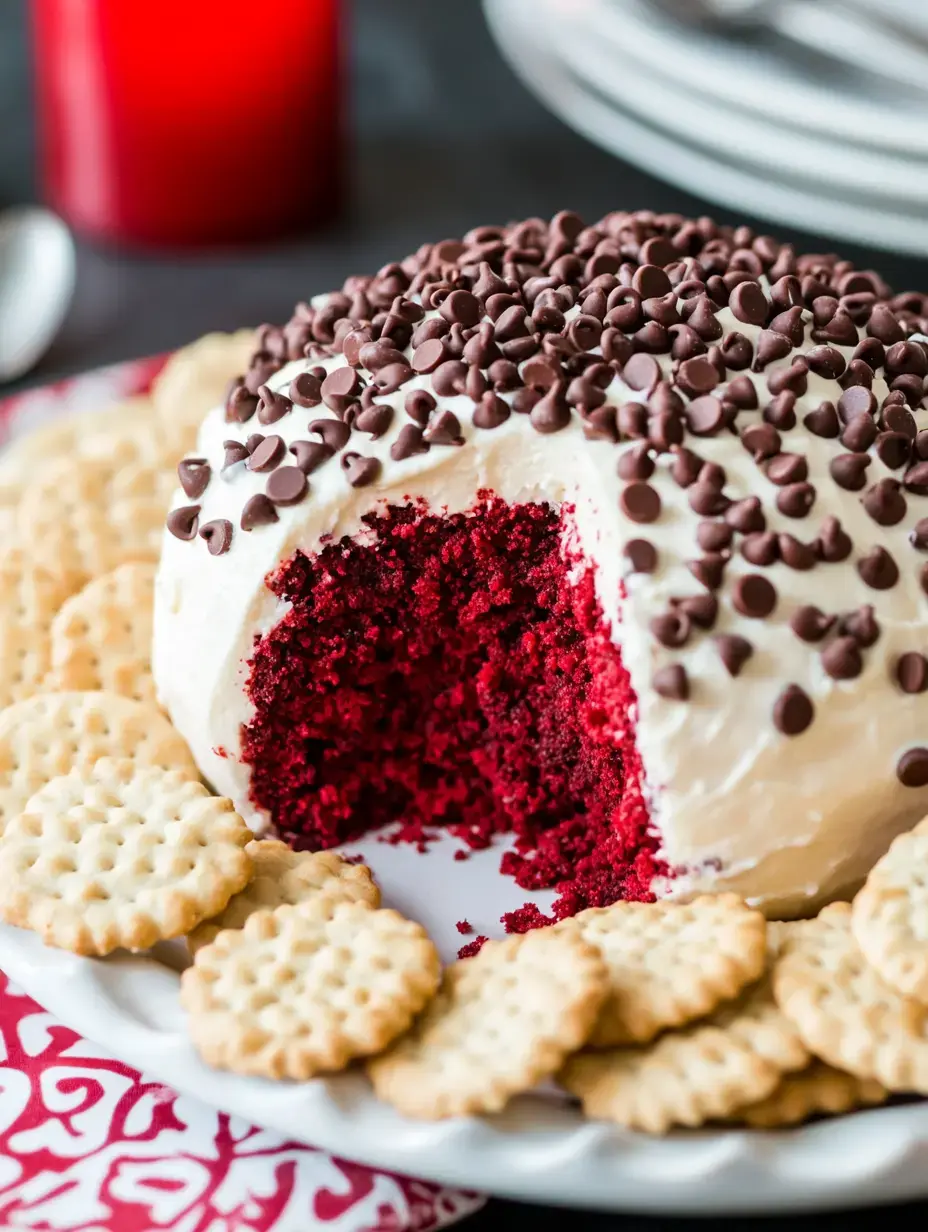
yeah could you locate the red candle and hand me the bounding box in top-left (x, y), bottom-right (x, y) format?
top-left (31, 0), bottom-right (343, 248)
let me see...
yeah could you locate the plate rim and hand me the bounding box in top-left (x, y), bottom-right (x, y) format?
top-left (4, 921), bottom-right (928, 1216)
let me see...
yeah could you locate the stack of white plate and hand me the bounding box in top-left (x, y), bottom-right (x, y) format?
top-left (484, 0), bottom-right (928, 256)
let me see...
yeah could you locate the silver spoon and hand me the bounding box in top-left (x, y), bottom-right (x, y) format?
top-left (0, 208), bottom-right (76, 385)
top-left (648, 0), bottom-right (928, 95)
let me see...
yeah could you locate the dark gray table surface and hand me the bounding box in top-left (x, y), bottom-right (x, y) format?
top-left (2, 1), bottom-right (927, 1226)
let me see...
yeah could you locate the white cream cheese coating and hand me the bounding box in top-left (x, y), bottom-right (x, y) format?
top-left (154, 299), bottom-right (928, 917)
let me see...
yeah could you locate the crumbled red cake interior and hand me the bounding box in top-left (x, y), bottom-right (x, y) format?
top-left (243, 494), bottom-right (666, 924)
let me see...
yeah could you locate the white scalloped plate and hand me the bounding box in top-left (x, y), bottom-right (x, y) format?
top-left (3, 829), bottom-right (928, 1216)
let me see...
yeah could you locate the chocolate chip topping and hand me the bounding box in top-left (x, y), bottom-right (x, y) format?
top-left (650, 611), bottom-right (691, 648)
top-left (320, 366), bottom-right (360, 413)
top-left (773, 684), bottom-right (814, 736)
top-left (897, 652), bottom-right (928, 694)
top-left (341, 453), bottom-right (382, 488)
top-left (857, 545), bottom-right (899, 590)
top-left (167, 505), bottom-right (200, 541)
top-left (838, 604), bottom-right (880, 648)
top-left (803, 401), bottom-right (840, 438)
top-left (265, 466), bottom-right (308, 506)
top-left (177, 458), bottom-right (211, 499)
top-left (654, 664), bottom-right (689, 701)
top-left (199, 518), bottom-right (233, 556)
top-left (725, 497), bottom-right (766, 535)
top-left (697, 520), bottom-right (733, 552)
top-left (256, 385), bottom-right (293, 425)
top-left (821, 636), bottom-right (863, 681)
top-left (733, 573), bottom-right (777, 618)
top-left (910, 518), bottom-right (928, 550)
top-left (790, 605), bottom-right (834, 642)
top-left (473, 392), bottom-right (510, 429)
top-left (815, 516), bottom-right (853, 563)
top-left (715, 633), bottom-right (753, 677)
top-left (624, 538), bottom-right (658, 574)
top-left (730, 281), bottom-right (767, 326)
top-left (776, 482), bottom-right (816, 519)
top-left (289, 373), bottom-right (323, 408)
top-left (897, 748), bottom-right (928, 788)
top-left (225, 383), bottom-right (259, 423)
top-left (240, 494), bottom-right (279, 531)
top-left (741, 532), bottom-right (779, 567)
top-left (685, 395), bottom-right (725, 436)
top-left (310, 418), bottom-right (352, 451)
top-left (620, 481), bottom-right (661, 524)
top-left (390, 424), bottom-right (429, 461)
top-left (247, 435), bottom-right (286, 472)
top-left (862, 478), bottom-right (907, 527)
top-left (766, 453), bottom-right (808, 486)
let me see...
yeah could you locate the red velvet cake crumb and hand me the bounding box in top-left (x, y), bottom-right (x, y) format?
top-left (455, 920), bottom-right (473, 935)
top-left (457, 935), bottom-right (489, 959)
top-left (243, 494), bottom-right (666, 926)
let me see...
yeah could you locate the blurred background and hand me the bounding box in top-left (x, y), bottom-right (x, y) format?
top-left (2, 0), bottom-right (928, 391)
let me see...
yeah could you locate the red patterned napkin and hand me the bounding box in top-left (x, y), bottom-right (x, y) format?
top-left (0, 358), bottom-right (486, 1232)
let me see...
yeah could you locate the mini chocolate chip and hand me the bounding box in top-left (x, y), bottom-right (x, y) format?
top-left (424, 409), bottom-right (464, 446)
top-left (359, 341), bottom-right (407, 372)
top-left (897, 748), bottom-right (928, 787)
top-left (733, 573), bottom-right (777, 618)
top-left (473, 392), bottom-right (510, 429)
top-left (177, 458), bottom-right (210, 499)
top-left (247, 435), bottom-right (286, 472)
top-left (910, 518), bottom-right (928, 550)
top-left (741, 532), bottom-right (779, 567)
top-left (725, 496), bottom-right (766, 535)
top-left (881, 403), bottom-right (917, 439)
top-left (868, 303), bottom-right (905, 345)
top-left (718, 331), bottom-right (753, 370)
top-left (773, 684), bottom-right (814, 736)
top-left (342, 328), bottom-right (372, 367)
top-left (766, 360), bottom-right (808, 398)
top-left (513, 387), bottom-right (540, 415)
top-left (265, 466), bottom-right (308, 506)
top-left (522, 358), bottom-right (561, 391)
top-left (769, 305), bottom-right (805, 348)
top-left (763, 392), bottom-right (797, 430)
top-left (862, 478), bottom-right (907, 527)
top-left (685, 395), bottom-right (724, 436)
top-left (904, 462), bottom-right (928, 496)
top-left (697, 520), bottom-right (733, 552)
top-left (620, 481), bottom-right (662, 524)
top-left (875, 432), bottom-right (911, 471)
top-left (530, 387), bottom-right (571, 434)
top-left (654, 664), bottom-right (689, 701)
top-left (822, 636), bottom-right (863, 681)
top-left (687, 483), bottom-right (729, 516)
top-left (648, 409), bottom-right (684, 452)
top-left (624, 538), bottom-right (658, 574)
top-left (320, 366), bottom-right (361, 413)
top-left (341, 453), bottom-right (382, 488)
top-left (633, 264), bottom-right (672, 299)
top-left (812, 512), bottom-right (852, 563)
top-left (310, 418), bottom-right (351, 451)
top-left (741, 423), bottom-right (781, 461)
top-left (715, 633), bottom-right (753, 677)
top-left (622, 352), bottom-right (661, 393)
top-left (674, 593), bottom-right (718, 628)
top-left (857, 545), bottom-right (899, 590)
top-left (837, 385), bottom-right (876, 422)
top-left (730, 281), bottom-right (768, 326)
top-left (830, 453), bottom-right (871, 492)
top-left (677, 356), bottom-right (719, 398)
top-left (617, 443), bottom-right (655, 481)
top-left (431, 360), bottom-right (468, 398)
top-left (289, 372), bottom-right (322, 408)
top-left (289, 439), bottom-right (333, 473)
top-left (840, 415), bottom-right (877, 453)
top-left (776, 482), bottom-right (816, 519)
top-left (256, 385), bottom-right (293, 425)
top-left (405, 389), bottom-right (436, 425)
top-left (373, 362), bottom-right (413, 395)
top-left (687, 555), bottom-right (726, 591)
top-left (221, 440), bottom-right (250, 476)
top-left (724, 375), bottom-right (758, 410)
top-left (753, 330), bottom-right (792, 371)
top-left (805, 346), bottom-right (846, 380)
top-left (354, 403), bottom-right (393, 439)
top-left (839, 604), bottom-right (880, 647)
top-left (790, 605), bottom-right (834, 642)
top-left (166, 504), bottom-right (200, 541)
top-left (803, 401), bottom-right (840, 438)
top-left (686, 295), bottom-right (722, 341)
top-left (668, 446), bottom-right (702, 488)
top-left (390, 424), bottom-right (429, 461)
top-left (226, 382), bottom-right (259, 423)
top-left (650, 611), bottom-right (691, 648)
top-left (897, 652), bottom-right (928, 694)
top-left (765, 453), bottom-right (808, 486)
top-left (618, 402), bottom-right (648, 440)
top-left (439, 288), bottom-right (480, 327)
top-left (240, 494), bottom-right (279, 531)
top-left (245, 433), bottom-right (263, 455)
top-left (199, 518), bottom-right (233, 556)
top-left (778, 534), bottom-right (816, 570)
top-left (582, 405), bottom-right (619, 441)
